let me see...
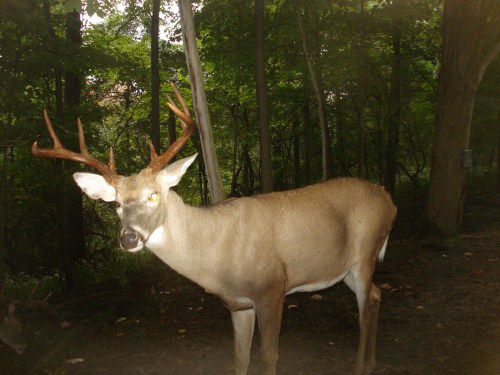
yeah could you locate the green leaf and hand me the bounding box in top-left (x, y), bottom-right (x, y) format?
top-left (64, 0), bottom-right (82, 13)
top-left (86, 0), bottom-right (106, 18)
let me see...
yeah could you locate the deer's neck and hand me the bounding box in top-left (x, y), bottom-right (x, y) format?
top-left (145, 191), bottom-right (223, 292)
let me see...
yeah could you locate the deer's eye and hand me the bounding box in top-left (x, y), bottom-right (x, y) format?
top-left (148, 192), bottom-right (160, 203)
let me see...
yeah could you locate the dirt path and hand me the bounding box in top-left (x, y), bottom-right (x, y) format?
top-left (1, 193), bottom-right (499, 374)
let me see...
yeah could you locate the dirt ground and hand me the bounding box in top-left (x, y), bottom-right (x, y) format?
top-left (1, 192), bottom-right (499, 375)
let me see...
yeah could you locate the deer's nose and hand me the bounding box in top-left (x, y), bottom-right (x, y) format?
top-left (120, 228), bottom-right (142, 251)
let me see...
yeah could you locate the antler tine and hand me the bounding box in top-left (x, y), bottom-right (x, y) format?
top-left (77, 117), bottom-right (117, 175)
top-left (148, 83), bottom-right (196, 173)
top-left (32, 111), bottom-right (118, 184)
top-left (42, 110), bottom-right (63, 148)
top-left (76, 118), bottom-right (90, 157)
top-left (167, 81), bottom-right (191, 128)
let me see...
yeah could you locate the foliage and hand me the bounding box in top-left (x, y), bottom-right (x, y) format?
top-left (0, 0), bottom-right (498, 281)
top-left (73, 249), bottom-right (156, 288)
top-left (1, 249), bottom-right (158, 299)
top-left (1, 272), bottom-right (63, 301)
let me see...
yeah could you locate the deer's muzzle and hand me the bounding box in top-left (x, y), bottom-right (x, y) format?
top-left (120, 228), bottom-right (143, 252)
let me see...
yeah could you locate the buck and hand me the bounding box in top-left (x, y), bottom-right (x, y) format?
top-left (0, 284), bottom-right (50, 355)
top-left (33, 84), bottom-right (396, 375)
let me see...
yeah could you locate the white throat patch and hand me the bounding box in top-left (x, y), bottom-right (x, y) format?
top-left (146, 226), bottom-right (165, 250)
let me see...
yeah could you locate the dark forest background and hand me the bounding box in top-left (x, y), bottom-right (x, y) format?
top-left (0, 0), bottom-right (498, 293)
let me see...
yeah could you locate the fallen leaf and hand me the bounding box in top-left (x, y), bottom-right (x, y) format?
top-left (464, 252), bottom-right (474, 256)
top-left (287, 304), bottom-right (298, 310)
top-left (416, 305), bottom-right (425, 311)
top-left (61, 321), bottom-right (71, 329)
top-left (311, 294), bottom-right (323, 300)
top-left (379, 283), bottom-right (392, 290)
top-left (65, 358), bottom-right (84, 365)
top-left (178, 329), bottom-right (187, 334)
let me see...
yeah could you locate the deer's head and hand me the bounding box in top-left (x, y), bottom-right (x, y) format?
top-left (32, 83), bottom-right (197, 252)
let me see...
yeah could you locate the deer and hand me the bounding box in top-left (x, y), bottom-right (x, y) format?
top-left (0, 303), bottom-right (26, 354)
top-left (0, 283), bottom-right (51, 355)
top-left (32, 83), bottom-right (396, 375)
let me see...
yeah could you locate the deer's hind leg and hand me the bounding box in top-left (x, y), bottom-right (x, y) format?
top-left (254, 289), bottom-right (285, 375)
top-left (343, 263), bottom-right (381, 375)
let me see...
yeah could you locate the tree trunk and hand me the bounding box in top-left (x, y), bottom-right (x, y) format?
top-left (0, 28), bottom-right (23, 273)
top-left (384, 0), bottom-right (402, 195)
top-left (254, 0), bottom-right (273, 193)
top-left (302, 80), bottom-right (311, 185)
top-left (64, 10), bottom-right (81, 110)
top-left (230, 104), bottom-right (240, 197)
top-left (151, 0), bottom-right (161, 152)
top-left (0, 111), bottom-right (13, 274)
top-left (42, 0), bottom-right (66, 273)
top-left (357, 0), bottom-right (367, 179)
top-left (178, 0), bottom-right (225, 203)
top-left (293, 117), bottom-right (301, 188)
top-left (496, 108), bottom-right (500, 191)
top-left (296, 4), bottom-right (334, 181)
top-left (62, 6), bottom-right (86, 288)
top-left (426, 0), bottom-right (497, 235)
top-left (334, 96), bottom-right (346, 175)
top-left (42, 0), bottom-right (63, 121)
top-left (242, 145), bottom-right (255, 196)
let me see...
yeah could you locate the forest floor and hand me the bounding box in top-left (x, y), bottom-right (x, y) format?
top-left (1, 190), bottom-right (499, 375)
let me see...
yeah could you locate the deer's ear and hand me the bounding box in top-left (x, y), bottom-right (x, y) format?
top-left (73, 172), bottom-right (116, 202)
top-left (157, 153), bottom-right (197, 189)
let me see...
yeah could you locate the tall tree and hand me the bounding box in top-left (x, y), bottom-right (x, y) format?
top-left (0, 21), bottom-right (23, 273)
top-left (64, 9), bottom-right (81, 111)
top-left (42, 0), bottom-right (63, 122)
top-left (426, 0), bottom-right (499, 234)
top-left (254, 0), bottom-right (273, 193)
top-left (357, 0), bottom-right (367, 178)
top-left (302, 80), bottom-right (312, 185)
top-left (61, 3), bottom-right (86, 288)
top-left (151, 0), bottom-right (161, 152)
top-left (296, 3), bottom-right (334, 181)
top-left (384, 0), bottom-right (403, 195)
top-left (497, 108), bottom-right (500, 191)
top-left (178, 0), bottom-right (225, 203)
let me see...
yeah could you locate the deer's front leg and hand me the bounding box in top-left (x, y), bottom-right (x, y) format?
top-left (255, 293), bottom-right (285, 375)
top-left (231, 308), bottom-right (256, 375)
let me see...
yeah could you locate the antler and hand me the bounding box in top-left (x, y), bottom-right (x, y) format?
top-left (32, 111), bottom-right (118, 184)
top-left (33, 83), bottom-right (195, 179)
top-left (1, 282), bottom-right (52, 311)
top-left (148, 82), bottom-right (196, 173)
